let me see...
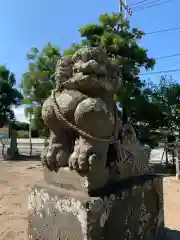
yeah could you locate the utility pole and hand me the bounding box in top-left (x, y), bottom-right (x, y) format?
top-left (118, 0), bottom-right (132, 19)
top-left (124, 0), bottom-right (127, 19)
top-left (118, 0), bottom-right (123, 13)
top-left (29, 112), bottom-right (32, 156)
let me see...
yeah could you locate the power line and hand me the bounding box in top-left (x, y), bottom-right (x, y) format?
top-left (130, 0), bottom-right (168, 8)
top-left (143, 53), bottom-right (180, 61)
top-left (156, 53), bottom-right (180, 60)
top-left (130, 0), bottom-right (152, 6)
top-left (120, 1), bottom-right (180, 76)
top-left (133, 0), bottom-right (173, 11)
top-left (140, 68), bottom-right (180, 75)
top-left (132, 0), bottom-right (173, 11)
top-left (125, 1), bottom-right (180, 76)
top-left (145, 26), bottom-right (180, 35)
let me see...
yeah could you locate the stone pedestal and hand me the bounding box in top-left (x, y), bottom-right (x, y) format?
top-left (28, 171), bottom-right (164, 240)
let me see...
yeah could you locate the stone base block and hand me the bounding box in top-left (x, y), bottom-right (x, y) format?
top-left (43, 167), bottom-right (109, 192)
top-left (28, 175), bottom-right (164, 240)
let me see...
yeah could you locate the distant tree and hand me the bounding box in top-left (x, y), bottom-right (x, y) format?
top-left (21, 13), bottom-right (170, 147)
top-left (0, 65), bottom-right (23, 157)
top-left (64, 12), bottom-right (166, 146)
top-left (150, 76), bottom-right (180, 136)
top-left (21, 42), bottom-right (61, 136)
top-left (14, 121), bottom-right (29, 131)
top-left (0, 65), bottom-right (22, 124)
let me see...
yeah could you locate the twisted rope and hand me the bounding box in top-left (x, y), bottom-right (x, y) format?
top-left (52, 90), bottom-right (119, 144)
top-left (51, 89), bottom-right (142, 173)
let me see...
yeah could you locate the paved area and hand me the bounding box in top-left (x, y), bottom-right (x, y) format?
top-left (0, 138), bottom-right (45, 156)
top-left (0, 161), bottom-right (179, 239)
top-left (0, 138), bottom-right (173, 164)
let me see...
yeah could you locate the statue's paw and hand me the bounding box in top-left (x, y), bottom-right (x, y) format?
top-left (69, 146), bottom-right (89, 172)
top-left (68, 139), bottom-right (100, 173)
top-left (76, 152), bottom-right (97, 173)
top-left (43, 152), bottom-right (58, 172)
top-left (77, 152), bottom-right (89, 172)
top-left (79, 153), bottom-right (105, 173)
top-left (41, 145), bottom-right (69, 172)
top-left (56, 150), bottom-right (69, 170)
top-left (41, 147), bottom-right (48, 167)
top-left (69, 147), bottom-right (80, 171)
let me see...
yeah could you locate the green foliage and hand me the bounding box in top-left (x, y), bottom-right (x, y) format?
top-left (14, 121), bottom-right (29, 131)
top-left (22, 42), bottom-right (60, 104)
top-left (64, 12), bottom-right (160, 146)
top-left (65, 13), bottom-right (155, 112)
top-left (13, 121), bottom-right (40, 138)
top-left (0, 65), bottom-right (22, 125)
top-left (21, 12), bottom-right (180, 146)
top-left (64, 43), bottom-right (82, 56)
top-left (133, 76), bottom-right (180, 146)
top-left (21, 42), bottom-right (61, 135)
top-left (150, 76), bottom-right (180, 134)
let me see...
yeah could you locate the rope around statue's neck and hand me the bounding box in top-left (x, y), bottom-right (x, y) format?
top-left (52, 90), bottom-right (119, 144)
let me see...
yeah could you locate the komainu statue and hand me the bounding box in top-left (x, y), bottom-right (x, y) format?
top-left (41, 47), bottom-right (150, 182)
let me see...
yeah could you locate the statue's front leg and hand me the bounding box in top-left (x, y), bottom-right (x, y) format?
top-left (41, 98), bottom-right (71, 172)
top-left (69, 97), bottom-right (115, 173)
top-left (41, 90), bottom-right (86, 172)
top-left (42, 130), bottom-right (70, 172)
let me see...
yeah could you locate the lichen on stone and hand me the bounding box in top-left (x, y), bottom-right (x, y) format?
top-left (41, 46), bottom-right (150, 188)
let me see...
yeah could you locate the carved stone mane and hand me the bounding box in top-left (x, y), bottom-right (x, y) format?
top-left (41, 46), bottom-right (150, 189)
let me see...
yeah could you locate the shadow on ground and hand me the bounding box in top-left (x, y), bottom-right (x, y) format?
top-left (149, 163), bottom-right (177, 177)
top-left (1, 154), bottom-right (41, 161)
top-left (18, 154), bottom-right (41, 161)
top-left (165, 228), bottom-right (180, 240)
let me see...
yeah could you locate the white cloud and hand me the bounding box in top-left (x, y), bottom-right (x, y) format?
top-left (13, 106), bottom-right (27, 123)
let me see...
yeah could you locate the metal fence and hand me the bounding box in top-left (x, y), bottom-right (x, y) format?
top-left (0, 138), bottom-right (45, 157)
top-left (165, 142), bottom-right (180, 180)
top-left (0, 139), bottom-right (179, 179)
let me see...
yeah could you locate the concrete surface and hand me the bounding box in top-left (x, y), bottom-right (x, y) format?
top-left (0, 138), bottom-right (172, 163)
top-left (29, 175), bottom-right (164, 240)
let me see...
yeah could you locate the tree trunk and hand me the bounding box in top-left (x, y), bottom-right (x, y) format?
top-left (122, 107), bottom-right (128, 124)
top-left (7, 125), bottom-right (19, 159)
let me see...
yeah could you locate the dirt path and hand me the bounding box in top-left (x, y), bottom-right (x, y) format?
top-left (163, 177), bottom-right (180, 239)
top-left (0, 161), bottom-right (43, 240)
top-left (0, 161), bottom-right (179, 239)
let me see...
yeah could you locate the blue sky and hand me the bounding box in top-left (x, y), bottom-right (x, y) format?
top-left (0, 0), bottom-right (180, 121)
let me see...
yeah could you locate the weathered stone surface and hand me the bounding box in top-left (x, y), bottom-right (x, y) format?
top-left (41, 47), bottom-right (121, 176)
top-left (40, 46), bottom-right (151, 190)
top-left (43, 166), bottom-right (109, 192)
top-left (28, 175), bottom-right (164, 240)
top-left (31, 46), bottom-right (164, 240)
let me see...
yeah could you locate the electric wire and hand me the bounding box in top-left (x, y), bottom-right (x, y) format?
top-left (145, 26), bottom-right (180, 35)
top-left (140, 68), bottom-right (180, 75)
top-left (130, 0), bottom-right (169, 8)
top-left (130, 0), bottom-right (154, 6)
top-left (119, 0), bottom-right (180, 76)
top-left (156, 53), bottom-right (180, 60)
top-left (132, 0), bottom-right (173, 12)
